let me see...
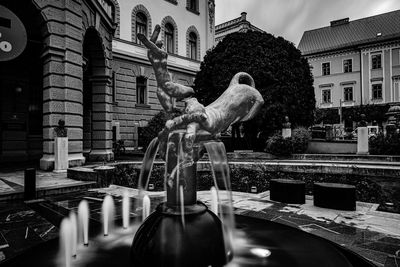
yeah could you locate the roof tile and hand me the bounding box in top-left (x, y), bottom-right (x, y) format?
top-left (298, 10), bottom-right (400, 55)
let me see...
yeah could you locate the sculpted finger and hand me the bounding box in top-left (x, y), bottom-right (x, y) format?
top-left (150, 25), bottom-right (161, 43)
top-left (138, 33), bottom-right (160, 52)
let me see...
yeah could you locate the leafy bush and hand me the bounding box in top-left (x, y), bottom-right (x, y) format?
top-left (139, 108), bottom-right (182, 151)
top-left (292, 127), bottom-right (311, 153)
top-left (265, 134), bottom-right (293, 156)
top-left (113, 164), bottom-right (139, 187)
top-left (369, 132), bottom-right (400, 155)
top-left (194, 31), bottom-right (315, 136)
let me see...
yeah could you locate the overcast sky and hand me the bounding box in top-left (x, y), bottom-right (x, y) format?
top-left (215, 0), bottom-right (400, 46)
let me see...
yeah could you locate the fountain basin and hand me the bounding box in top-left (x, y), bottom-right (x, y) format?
top-left (2, 213), bottom-right (375, 267)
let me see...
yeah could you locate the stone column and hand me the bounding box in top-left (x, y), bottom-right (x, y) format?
top-left (282, 116), bottom-right (291, 138)
top-left (88, 76), bottom-right (114, 161)
top-left (357, 127), bottom-right (369, 155)
top-left (39, 45), bottom-right (85, 170)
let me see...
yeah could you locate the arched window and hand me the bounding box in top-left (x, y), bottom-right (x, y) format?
top-left (165, 23), bottom-right (175, 54)
top-left (189, 32), bottom-right (197, 60)
top-left (136, 76), bottom-right (147, 104)
top-left (136, 12), bottom-right (147, 44)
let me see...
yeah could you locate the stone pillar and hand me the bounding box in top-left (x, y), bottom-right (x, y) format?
top-left (88, 76), bottom-right (114, 161)
top-left (282, 128), bottom-right (292, 138)
top-left (39, 44), bottom-right (85, 170)
top-left (357, 127), bottom-right (369, 155)
top-left (282, 116), bottom-right (291, 138)
top-left (54, 137), bottom-right (68, 172)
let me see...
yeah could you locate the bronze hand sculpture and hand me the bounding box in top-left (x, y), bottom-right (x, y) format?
top-left (138, 26), bottom-right (264, 158)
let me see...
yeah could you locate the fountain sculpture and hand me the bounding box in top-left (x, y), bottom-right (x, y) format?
top-left (130, 25), bottom-right (264, 267)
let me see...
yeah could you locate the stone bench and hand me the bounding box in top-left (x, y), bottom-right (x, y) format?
top-left (313, 182), bottom-right (356, 211)
top-left (270, 179), bottom-right (305, 204)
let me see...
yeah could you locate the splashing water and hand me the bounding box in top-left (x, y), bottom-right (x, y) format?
top-left (136, 138), bottom-right (159, 220)
top-left (59, 217), bottom-right (72, 267)
top-left (102, 195), bottom-right (115, 236)
top-left (142, 195), bottom-right (150, 222)
top-left (204, 141), bottom-right (235, 263)
top-left (69, 212), bottom-right (78, 257)
top-left (179, 185), bottom-right (185, 227)
top-left (138, 137), bottom-right (159, 192)
top-left (78, 200), bottom-right (89, 246)
top-left (210, 186), bottom-right (219, 215)
top-left (122, 191), bottom-right (130, 229)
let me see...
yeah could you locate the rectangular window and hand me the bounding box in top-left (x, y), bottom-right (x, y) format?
top-left (394, 80), bottom-right (400, 102)
top-left (343, 87), bottom-right (353, 101)
top-left (188, 0), bottom-right (198, 12)
top-left (322, 62), bottom-right (330, 76)
top-left (371, 54), bottom-right (382, 69)
top-left (322, 89), bottom-right (331, 103)
top-left (372, 84), bottom-right (382, 100)
top-left (166, 32), bottom-right (174, 54)
top-left (136, 77), bottom-right (147, 104)
top-left (343, 59), bottom-right (352, 73)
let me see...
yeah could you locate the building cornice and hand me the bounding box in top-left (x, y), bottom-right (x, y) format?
top-left (112, 39), bottom-right (200, 76)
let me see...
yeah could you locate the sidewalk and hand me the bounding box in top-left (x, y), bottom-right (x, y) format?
top-left (0, 170), bottom-right (95, 200)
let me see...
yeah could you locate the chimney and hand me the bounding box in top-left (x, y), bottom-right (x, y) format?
top-left (330, 18), bottom-right (349, 27)
top-left (241, 12), bottom-right (247, 21)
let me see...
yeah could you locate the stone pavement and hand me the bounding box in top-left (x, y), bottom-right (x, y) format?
top-left (0, 179), bottom-right (399, 266)
top-left (0, 170), bottom-right (95, 200)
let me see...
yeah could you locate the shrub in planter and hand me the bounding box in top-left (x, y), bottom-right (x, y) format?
top-left (113, 164), bottom-right (139, 187)
top-left (369, 132), bottom-right (400, 155)
top-left (266, 134), bottom-right (293, 156)
top-left (292, 127), bottom-right (311, 153)
top-left (139, 108), bottom-right (183, 151)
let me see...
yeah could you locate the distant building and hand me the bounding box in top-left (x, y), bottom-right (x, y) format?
top-left (112, 0), bottom-right (215, 153)
top-left (0, 0), bottom-right (215, 169)
top-left (298, 10), bottom-right (400, 114)
top-left (215, 12), bottom-right (264, 43)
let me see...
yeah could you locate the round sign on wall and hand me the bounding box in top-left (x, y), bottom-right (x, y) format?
top-left (0, 5), bottom-right (27, 61)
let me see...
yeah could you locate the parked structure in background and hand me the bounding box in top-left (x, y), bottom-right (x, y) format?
top-left (215, 12), bottom-right (264, 43)
top-left (0, 0), bottom-right (215, 169)
top-left (298, 10), bottom-right (400, 129)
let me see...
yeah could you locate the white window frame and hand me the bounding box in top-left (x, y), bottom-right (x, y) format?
top-left (321, 88), bottom-right (332, 104)
top-left (321, 62), bottom-right (331, 76)
top-left (371, 82), bottom-right (383, 101)
top-left (342, 58), bottom-right (353, 73)
top-left (343, 86), bottom-right (354, 102)
top-left (371, 53), bottom-right (382, 70)
top-left (394, 78), bottom-right (400, 102)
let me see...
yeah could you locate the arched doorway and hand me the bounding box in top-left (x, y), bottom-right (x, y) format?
top-left (82, 28), bottom-right (108, 159)
top-left (0, 1), bottom-right (44, 165)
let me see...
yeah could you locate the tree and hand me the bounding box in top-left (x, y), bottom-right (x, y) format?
top-left (194, 31), bottom-right (315, 136)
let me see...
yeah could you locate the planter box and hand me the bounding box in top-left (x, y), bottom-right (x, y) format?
top-left (307, 140), bottom-right (357, 154)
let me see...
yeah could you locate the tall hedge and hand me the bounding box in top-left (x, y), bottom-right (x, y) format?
top-left (194, 31), bottom-right (315, 135)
